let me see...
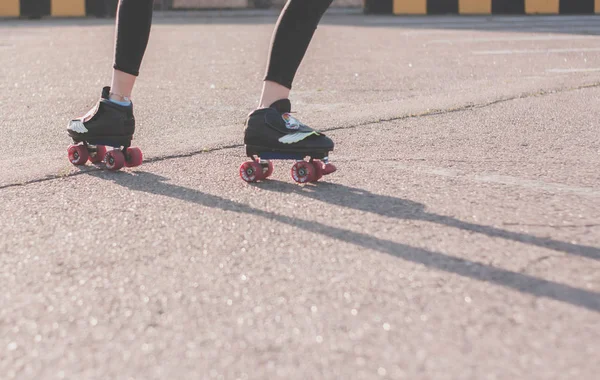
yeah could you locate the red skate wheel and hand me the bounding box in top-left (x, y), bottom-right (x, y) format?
top-left (125, 147), bottom-right (143, 168)
top-left (262, 161), bottom-right (274, 179)
top-left (312, 160), bottom-right (324, 182)
top-left (323, 163), bottom-right (337, 175)
top-left (291, 161), bottom-right (316, 184)
top-left (88, 145), bottom-right (107, 164)
top-left (239, 161), bottom-right (264, 183)
top-left (105, 149), bottom-right (125, 171)
top-left (67, 144), bottom-right (89, 166)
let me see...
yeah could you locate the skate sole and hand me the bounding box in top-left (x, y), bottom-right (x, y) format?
top-left (245, 144), bottom-right (332, 160)
top-left (68, 131), bottom-right (133, 148)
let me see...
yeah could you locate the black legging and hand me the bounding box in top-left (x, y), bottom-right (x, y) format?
top-left (113, 0), bottom-right (153, 77)
top-left (113, 0), bottom-right (333, 89)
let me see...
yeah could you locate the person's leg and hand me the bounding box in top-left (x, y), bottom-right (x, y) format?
top-left (67, 0), bottom-right (154, 168)
top-left (241, 0), bottom-right (336, 182)
top-left (110, 0), bottom-right (154, 103)
top-left (259, 0), bottom-right (333, 108)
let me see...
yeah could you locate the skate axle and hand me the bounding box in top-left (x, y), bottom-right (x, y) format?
top-left (240, 147), bottom-right (336, 184)
top-left (67, 143), bottom-right (143, 171)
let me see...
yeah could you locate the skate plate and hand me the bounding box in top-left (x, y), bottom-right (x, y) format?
top-left (240, 145), bottom-right (336, 184)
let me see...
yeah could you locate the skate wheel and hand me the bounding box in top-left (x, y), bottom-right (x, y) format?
top-left (105, 149), bottom-right (125, 171)
top-left (240, 161), bottom-right (264, 183)
top-left (312, 160), bottom-right (324, 182)
top-left (88, 145), bottom-right (107, 164)
top-left (291, 161), bottom-right (316, 184)
top-left (68, 144), bottom-right (89, 166)
top-left (262, 161), bottom-right (274, 179)
top-left (125, 147), bottom-right (143, 168)
top-left (323, 163), bottom-right (337, 175)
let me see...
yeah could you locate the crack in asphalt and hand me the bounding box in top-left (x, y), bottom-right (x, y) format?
top-left (323, 81), bottom-right (600, 132)
top-left (1, 81), bottom-right (599, 191)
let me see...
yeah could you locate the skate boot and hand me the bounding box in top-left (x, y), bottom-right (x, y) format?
top-left (66, 86), bottom-right (142, 171)
top-left (240, 99), bottom-right (336, 184)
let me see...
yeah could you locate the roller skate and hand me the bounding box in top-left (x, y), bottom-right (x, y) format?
top-left (239, 99), bottom-right (336, 184)
top-left (66, 86), bottom-right (142, 171)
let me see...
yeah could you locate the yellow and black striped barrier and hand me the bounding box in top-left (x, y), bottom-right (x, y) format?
top-left (3, 0), bottom-right (600, 17)
top-left (0, 0), bottom-right (107, 17)
top-left (365, 0), bottom-right (600, 15)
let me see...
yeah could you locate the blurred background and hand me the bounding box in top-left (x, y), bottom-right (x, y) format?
top-left (3, 0), bottom-right (393, 18)
top-left (72, 0), bottom-right (363, 18)
top-left (3, 1), bottom-right (596, 18)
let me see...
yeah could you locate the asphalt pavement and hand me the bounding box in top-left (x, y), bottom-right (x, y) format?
top-left (0, 12), bottom-right (599, 380)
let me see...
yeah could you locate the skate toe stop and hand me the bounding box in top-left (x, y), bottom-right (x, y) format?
top-left (323, 163), bottom-right (337, 175)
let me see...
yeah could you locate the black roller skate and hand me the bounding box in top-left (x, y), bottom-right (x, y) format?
top-left (67, 86), bottom-right (142, 171)
top-left (240, 99), bottom-right (336, 184)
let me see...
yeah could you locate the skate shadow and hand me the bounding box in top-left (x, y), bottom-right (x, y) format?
top-left (90, 170), bottom-right (600, 312)
top-left (256, 180), bottom-right (600, 261)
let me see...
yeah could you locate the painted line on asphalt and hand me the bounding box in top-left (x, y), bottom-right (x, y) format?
top-left (386, 164), bottom-right (600, 197)
top-left (547, 68), bottom-right (600, 73)
top-left (473, 173), bottom-right (599, 197)
top-left (429, 35), bottom-right (594, 44)
top-left (473, 48), bottom-right (600, 55)
top-left (362, 16), bottom-right (600, 25)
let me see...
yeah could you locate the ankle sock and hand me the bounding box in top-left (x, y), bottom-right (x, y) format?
top-left (108, 98), bottom-right (131, 107)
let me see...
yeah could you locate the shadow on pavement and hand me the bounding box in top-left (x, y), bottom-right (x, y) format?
top-left (91, 170), bottom-right (600, 312)
top-left (258, 181), bottom-right (600, 261)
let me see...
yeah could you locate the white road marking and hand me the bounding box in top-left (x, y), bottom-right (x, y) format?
top-left (379, 163), bottom-right (600, 197)
top-left (474, 174), bottom-right (599, 197)
top-left (362, 15), bottom-right (600, 26)
top-left (473, 47), bottom-right (600, 55)
top-left (547, 68), bottom-right (600, 73)
top-left (428, 35), bottom-right (594, 44)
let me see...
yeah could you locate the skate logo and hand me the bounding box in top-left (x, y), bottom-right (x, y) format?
top-left (279, 131), bottom-right (318, 144)
top-left (282, 113), bottom-right (301, 130)
top-left (68, 120), bottom-right (88, 134)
